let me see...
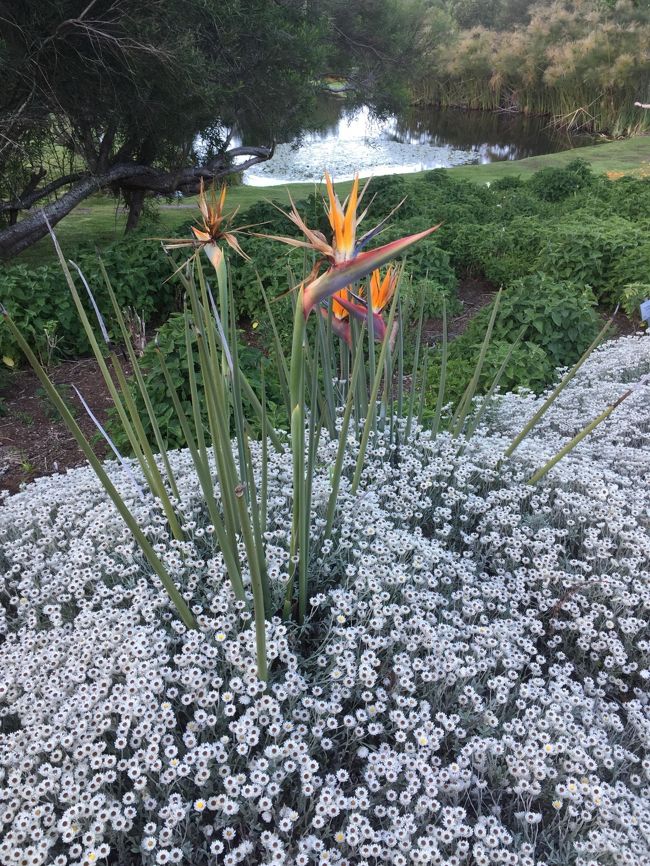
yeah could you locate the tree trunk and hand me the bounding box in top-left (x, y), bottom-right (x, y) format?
top-left (0, 165), bottom-right (150, 260)
top-left (0, 146), bottom-right (273, 260)
top-left (124, 189), bottom-right (146, 233)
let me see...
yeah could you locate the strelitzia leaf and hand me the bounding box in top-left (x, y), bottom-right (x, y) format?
top-left (302, 225), bottom-right (441, 315)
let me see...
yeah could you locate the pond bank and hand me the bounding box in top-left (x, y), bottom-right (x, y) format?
top-left (11, 135), bottom-right (650, 268)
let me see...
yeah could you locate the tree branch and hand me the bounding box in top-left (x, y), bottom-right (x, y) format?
top-left (0, 145), bottom-right (274, 259)
top-left (0, 172), bottom-right (87, 215)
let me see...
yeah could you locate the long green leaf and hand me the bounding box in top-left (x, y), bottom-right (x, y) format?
top-left (155, 344), bottom-right (246, 601)
top-left (324, 327), bottom-right (366, 539)
top-left (3, 310), bottom-right (197, 631)
top-left (431, 299), bottom-right (448, 437)
top-left (234, 484), bottom-right (268, 682)
top-left (504, 312), bottom-right (616, 458)
top-left (98, 257), bottom-right (181, 502)
top-left (451, 289), bottom-right (502, 437)
top-left (351, 289), bottom-right (400, 495)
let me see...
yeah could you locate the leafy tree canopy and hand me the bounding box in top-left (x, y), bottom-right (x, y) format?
top-left (0, 0), bottom-right (423, 257)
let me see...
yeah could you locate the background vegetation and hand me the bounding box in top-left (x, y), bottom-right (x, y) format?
top-left (414, 0), bottom-right (650, 135)
top-left (4, 158), bottom-right (648, 451)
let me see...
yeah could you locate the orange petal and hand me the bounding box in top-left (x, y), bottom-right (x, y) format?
top-left (191, 227), bottom-right (211, 243)
top-left (342, 175), bottom-right (358, 254)
top-left (223, 233), bottom-right (250, 261)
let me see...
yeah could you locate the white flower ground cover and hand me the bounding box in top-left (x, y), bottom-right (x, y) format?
top-left (1, 335), bottom-right (650, 866)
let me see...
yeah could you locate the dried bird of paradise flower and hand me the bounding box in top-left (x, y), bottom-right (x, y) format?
top-left (162, 180), bottom-right (250, 272)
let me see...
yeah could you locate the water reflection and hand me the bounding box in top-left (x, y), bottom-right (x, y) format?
top-left (240, 97), bottom-right (594, 186)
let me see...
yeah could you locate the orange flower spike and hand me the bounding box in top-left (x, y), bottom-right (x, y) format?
top-left (342, 176), bottom-right (359, 259)
top-left (188, 180), bottom-right (244, 247)
top-left (331, 289), bottom-right (351, 320)
top-left (325, 171), bottom-right (359, 263)
top-left (369, 266), bottom-right (398, 313)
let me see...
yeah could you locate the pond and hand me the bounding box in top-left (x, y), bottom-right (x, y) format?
top-left (240, 97), bottom-right (595, 186)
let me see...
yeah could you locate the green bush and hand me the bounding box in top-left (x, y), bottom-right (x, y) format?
top-left (378, 220), bottom-right (458, 288)
top-left (401, 277), bottom-right (462, 322)
top-left (536, 214), bottom-right (644, 302)
top-left (0, 233), bottom-right (177, 365)
top-left (596, 176), bottom-right (650, 222)
top-left (449, 217), bottom-right (543, 284)
top-left (527, 157), bottom-right (595, 202)
top-left (469, 274), bottom-right (601, 370)
top-left (424, 274), bottom-right (602, 417)
top-left (490, 175), bottom-right (524, 191)
top-left (478, 339), bottom-right (553, 394)
top-left (228, 235), bottom-right (307, 320)
top-left (607, 241), bottom-right (650, 299)
top-left (619, 283), bottom-right (650, 320)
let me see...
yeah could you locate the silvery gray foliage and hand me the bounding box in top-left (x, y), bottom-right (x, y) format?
top-left (0, 334), bottom-right (649, 866)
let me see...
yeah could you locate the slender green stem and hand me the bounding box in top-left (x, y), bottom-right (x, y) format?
top-left (243, 432), bottom-right (271, 617)
top-left (260, 364), bottom-right (269, 537)
top-left (286, 288), bottom-right (306, 620)
top-left (431, 299), bottom-right (448, 438)
top-left (451, 289), bottom-right (502, 437)
top-left (234, 483), bottom-right (268, 682)
top-left (351, 290), bottom-right (400, 495)
top-left (324, 327), bottom-right (366, 539)
top-left (110, 352), bottom-right (184, 540)
top-left (465, 327), bottom-right (526, 440)
top-left (405, 291), bottom-right (426, 439)
top-left (417, 348), bottom-right (430, 425)
top-left (528, 388), bottom-right (633, 485)
top-left (99, 258), bottom-right (181, 501)
top-left (260, 279), bottom-right (291, 418)
top-left (155, 346), bottom-right (246, 601)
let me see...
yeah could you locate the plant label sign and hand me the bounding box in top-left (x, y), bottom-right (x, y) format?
top-left (641, 299), bottom-right (650, 324)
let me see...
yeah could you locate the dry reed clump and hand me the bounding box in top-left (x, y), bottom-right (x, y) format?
top-left (413, 0), bottom-right (650, 135)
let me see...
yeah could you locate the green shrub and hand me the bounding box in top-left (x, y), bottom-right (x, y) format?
top-left (598, 176), bottom-right (650, 222)
top-left (424, 337), bottom-right (552, 413)
top-left (401, 277), bottom-right (462, 322)
top-left (490, 175), bottom-right (524, 191)
top-left (378, 220), bottom-right (458, 288)
top-left (449, 217), bottom-right (543, 284)
top-left (362, 175), bottom-right (424, 222)
top-left (619, 283), bottom-right (650, 320)
top-left (536, 214), bottom-right (644, 302)
top-left (0, 233), bottom-right (177, 365)
top-left (424, 274), bottom-right (602, 417)
top-left (228, 235), bottom-right (307, 320)
top-left (478, 339), bottom-right (553, 394)
top-left (527, 157), bottom-right (595, 202)
top-left (607, 241), bottom-right (650, 298)
top-left (468, 273), bottom-right (602, 370)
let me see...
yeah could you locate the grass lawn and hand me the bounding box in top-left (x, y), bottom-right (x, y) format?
top-left (12, 135), bottom-right (650, 268)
